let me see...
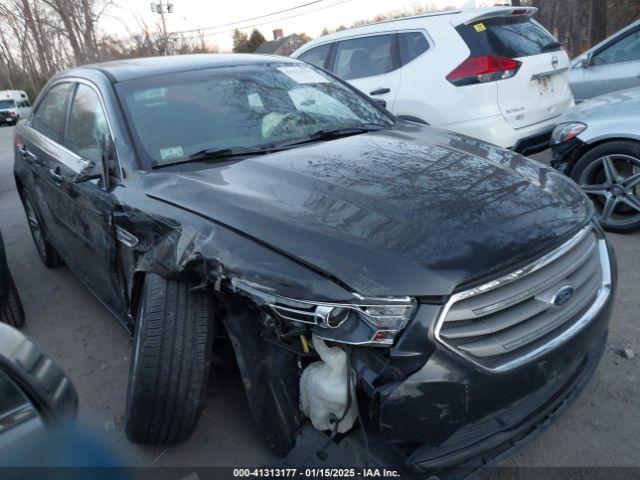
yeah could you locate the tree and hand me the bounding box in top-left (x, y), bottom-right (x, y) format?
top-left (590, 0), bottom-right (608, 46)
top-left (298, 32), bottom-right (312, 42)
top-left (232, 29), bottom-right (249, 53)
top-left (246, 29), bottom-right (266, 53)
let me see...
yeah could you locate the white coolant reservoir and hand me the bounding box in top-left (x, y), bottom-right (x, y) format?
top-left (299, 334), bottom-right (358, 433)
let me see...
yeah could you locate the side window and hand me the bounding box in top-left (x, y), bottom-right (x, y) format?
top-left (66, 84), bottom-right (110, 163)
top-left (298, 44), bottom-right (332, 69)
top-left (593, 29), bottom-right (640, 66)
top-left (334, 34), bottom-right (395, 80)
top-left (398, 32), bottom-right (429, 65)
top-left (32, 83), bottom-right (74, 143)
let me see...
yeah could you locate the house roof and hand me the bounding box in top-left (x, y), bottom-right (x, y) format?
top-left (255, 34), bottom-right (301, 55)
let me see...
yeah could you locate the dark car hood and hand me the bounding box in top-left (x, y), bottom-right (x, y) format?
top-left (144, 126), bottom-right (591, 297)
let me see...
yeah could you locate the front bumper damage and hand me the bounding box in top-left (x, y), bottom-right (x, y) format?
top-left (283, 293), bottom-right (612, 478)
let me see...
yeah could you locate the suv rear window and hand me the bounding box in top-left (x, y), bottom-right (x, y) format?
top-left (456, 17), bottom-right (560, 58)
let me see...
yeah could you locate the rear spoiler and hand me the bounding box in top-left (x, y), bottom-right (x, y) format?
top-left (452, 7), bottom-right (538, 26)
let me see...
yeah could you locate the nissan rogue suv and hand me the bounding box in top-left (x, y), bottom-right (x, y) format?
top-left (292, 7), bottom-right (574, 155)
top-left (13, 55), bottom-right (614, 474)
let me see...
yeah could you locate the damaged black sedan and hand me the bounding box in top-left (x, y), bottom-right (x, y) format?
top-left (13, 55), bottom-right (615, 473)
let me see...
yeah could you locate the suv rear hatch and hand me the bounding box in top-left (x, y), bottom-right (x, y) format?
top-left (454, 10), bottom-right (573, 130)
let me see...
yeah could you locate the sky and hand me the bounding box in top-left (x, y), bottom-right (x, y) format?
top-left (101, 0), bottom-right (485, 51)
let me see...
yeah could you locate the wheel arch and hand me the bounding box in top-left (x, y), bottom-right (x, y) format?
top-left (568, 136), bottom-right (640, 177)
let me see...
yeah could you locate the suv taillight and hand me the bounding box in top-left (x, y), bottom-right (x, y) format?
top-left (446, 56), bottom-right (522, 86)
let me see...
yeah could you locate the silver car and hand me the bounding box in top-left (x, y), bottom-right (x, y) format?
top-left (551, 87), bottom-right (640, 233)
top-left (570, 20), bottom-right (640, 103)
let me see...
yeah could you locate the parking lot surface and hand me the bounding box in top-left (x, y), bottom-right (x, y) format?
top-left (0, 125), bottom-right (638, 470)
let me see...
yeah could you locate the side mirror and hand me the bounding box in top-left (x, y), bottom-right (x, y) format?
top-left (74, 136), bottom-right (117, 189)
top-left (580, 53), bottom-right (592, 68)
top-left (0, 322), bottom-right (77, 445)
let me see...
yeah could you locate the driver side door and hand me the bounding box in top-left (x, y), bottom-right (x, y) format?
top-left (44, 82), bottom-right (126, 318)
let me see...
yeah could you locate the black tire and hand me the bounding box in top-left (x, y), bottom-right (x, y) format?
top-left (22, 192), bottom-right (64, 268)
top-left (125, 273), bottom-right (214, 445)
top-left (0, 279), bottom-right (25, 328)
top-left (571, 141), bottom-right (640, 234)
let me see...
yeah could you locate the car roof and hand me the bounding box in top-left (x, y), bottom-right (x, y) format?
top-left (67, 53), bottom-right (300, 83)
top-left (294, 7), bottom-right (537, 51)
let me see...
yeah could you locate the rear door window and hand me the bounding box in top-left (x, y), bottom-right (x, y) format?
top-left (456, 17), bottom-right (560, 58)
top-left (298, 44), bottom-right (333, 69)
top-left (32, 83), bottom-right (74, 143)
top-left (334, 34), bottom-right (396, 80)
top-left (398, 32), bottom-right (430, 65)
top-left (592, 28), bottom-right (640, 65)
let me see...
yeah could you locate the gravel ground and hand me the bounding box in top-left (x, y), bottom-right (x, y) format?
top-left (0, 124), bottom-right (638, 473)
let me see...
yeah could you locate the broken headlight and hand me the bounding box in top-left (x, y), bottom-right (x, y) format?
top-left (231, 280), bottom-right (416, 346)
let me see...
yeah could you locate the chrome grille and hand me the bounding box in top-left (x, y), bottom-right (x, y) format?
top-left (434, 225), bottom-right (612, 372)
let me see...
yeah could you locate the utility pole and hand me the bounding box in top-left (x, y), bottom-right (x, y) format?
top-left (151, 1), bottom-right (174, 55)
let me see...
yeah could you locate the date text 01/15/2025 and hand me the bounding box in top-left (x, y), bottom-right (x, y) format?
top-left (232, 468), bottom-right (401, 477)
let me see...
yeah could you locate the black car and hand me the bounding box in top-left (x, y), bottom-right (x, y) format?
top-left (0, 231), bottom-right (25, 328)
top-left (13, 55), bottom-right (615, 473)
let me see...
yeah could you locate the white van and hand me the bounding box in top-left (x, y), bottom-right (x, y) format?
top-left (0, 90), bottom-right (32, 126)
top-left (292, 7), bottom-right (574, 154)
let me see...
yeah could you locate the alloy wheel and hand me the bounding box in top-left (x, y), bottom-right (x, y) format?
top-left (579, 154), bottom-right (640, 228)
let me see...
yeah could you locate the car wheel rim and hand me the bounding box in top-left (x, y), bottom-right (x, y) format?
top-left (579, 154), bottom-right (640, 227)
top-left (24, 198), bottom-right (47, 257)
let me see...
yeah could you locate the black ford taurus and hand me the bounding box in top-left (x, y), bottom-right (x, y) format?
top-left (13, 54), bottom-right (616, 473)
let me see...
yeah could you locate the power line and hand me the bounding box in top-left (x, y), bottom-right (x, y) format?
top-left (176, 0), bottom-right (354, 41)
top-left (173, 0), bottom-right (335, 35)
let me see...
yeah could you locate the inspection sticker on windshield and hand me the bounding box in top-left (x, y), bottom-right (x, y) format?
top-left (474, 22), bottom-right (486, 33)
top-left (278, 66), bottom-right (328, 84)
top-left (160, 146), bottom-right (184, 160)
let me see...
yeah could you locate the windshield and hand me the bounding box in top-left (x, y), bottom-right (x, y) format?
top-left (0, 100), bottom-right (15, 109)
top-left (116, 63), bottom-right (394, 169)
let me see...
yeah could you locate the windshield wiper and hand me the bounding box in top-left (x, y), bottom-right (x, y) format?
top-left (541, 41), bottom-right (562, 53)
top-left (150, 124), bottom-right (392, 168)
top-left (151, 144), bottom-right (277, 169)
top-left (281, 125), bottom-right (389, 148)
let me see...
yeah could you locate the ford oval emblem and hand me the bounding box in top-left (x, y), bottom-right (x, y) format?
top-left (552, 285), bottom-right (574, 306)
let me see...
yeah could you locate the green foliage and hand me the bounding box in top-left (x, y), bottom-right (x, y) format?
top-left (246, 29), bottom-right (267, 53)
top-left (232, 29), bottom-right (250, 53)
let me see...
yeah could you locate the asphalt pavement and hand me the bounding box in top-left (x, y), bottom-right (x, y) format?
top-left (0, 124), bottom-right (638, 472)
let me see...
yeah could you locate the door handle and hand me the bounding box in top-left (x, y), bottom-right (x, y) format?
top-left (48, 167), bottom-right (64, 183)
top-left (19, 145), bottom-right (38, 163)
top-left (370, 88), bottom-right (391, 96)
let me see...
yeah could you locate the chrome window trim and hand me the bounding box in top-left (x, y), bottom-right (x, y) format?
top-left (28, 77), bottom-right (121, 179)
top-left (433, 224), bottom-right (612, 374)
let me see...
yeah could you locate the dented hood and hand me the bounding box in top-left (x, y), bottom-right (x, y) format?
top-left (143, 126), bottom-right (591, 297)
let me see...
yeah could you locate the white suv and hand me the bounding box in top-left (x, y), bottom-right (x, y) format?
top-left (0, 90), bottom-right (32, 126)
top-left (292, 7), bottom-right (573, 154)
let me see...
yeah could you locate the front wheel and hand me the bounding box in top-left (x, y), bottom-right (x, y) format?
top-left (125, 273), bottom-right (214, 445)
top-left (572, 141), bottom-right (640, 234)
